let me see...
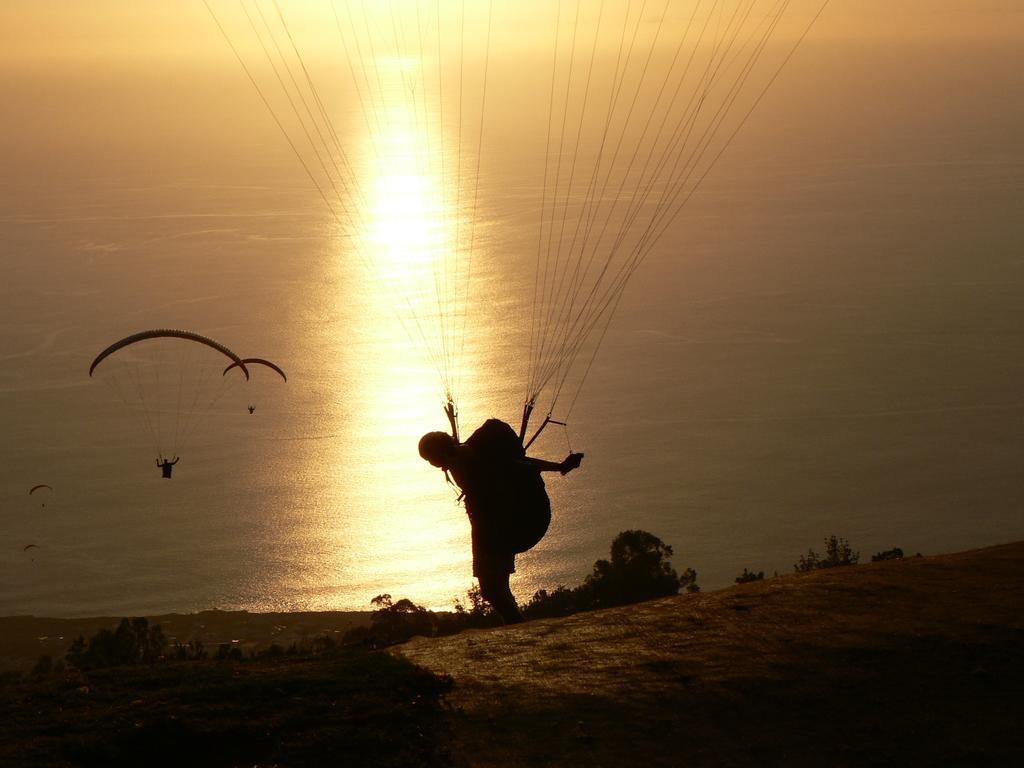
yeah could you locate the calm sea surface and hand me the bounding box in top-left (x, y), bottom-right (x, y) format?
top-left (1, 31), bottom-right (1023, 617)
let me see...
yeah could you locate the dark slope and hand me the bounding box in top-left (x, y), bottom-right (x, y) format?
top-left (398, 542), bottom-right (1024, 767)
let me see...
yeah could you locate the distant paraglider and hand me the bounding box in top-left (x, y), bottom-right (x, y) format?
top-left (89, 329), bottom-right (250, 475)
top-left (29, 484), bottom-right (52, 508)
top-left (223, 357), bottom-right (287, 414)
top-left (157, 456), bottom-right (179, 479)
top-left (23, 544), bottom-right (39, 552)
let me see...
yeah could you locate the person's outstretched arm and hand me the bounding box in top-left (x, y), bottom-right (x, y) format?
top-left (523, 453), bottom-right (584, 475)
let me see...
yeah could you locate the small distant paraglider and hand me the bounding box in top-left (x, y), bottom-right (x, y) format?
top-left (23, 544), bottom-right (40, 552)
top-left (223, 358), bottom-right (287, 414)
top-left (29, 484), bottom-right (52, 507)
top-left (157, 456), bottom-right (179, 479)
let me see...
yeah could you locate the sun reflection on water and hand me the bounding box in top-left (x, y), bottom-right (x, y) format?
top-left (327, 58), bottom-right (478, 609)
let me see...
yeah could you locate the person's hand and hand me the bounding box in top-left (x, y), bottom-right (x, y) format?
top-left (560, 452), bottom-right (584, 475)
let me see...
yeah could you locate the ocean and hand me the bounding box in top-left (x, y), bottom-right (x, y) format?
top-left (1, 18), bottom-right (1022, 617)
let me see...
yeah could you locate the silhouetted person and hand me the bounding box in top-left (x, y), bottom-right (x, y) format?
top-left (248, 404), bottom-right (256, 414)
top-left (419, 419), bottom-right (583, 624)
top-left (157, 456), bottom-right (179, 479)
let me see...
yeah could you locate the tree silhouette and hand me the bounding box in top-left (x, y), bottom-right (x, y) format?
top-left (735, 568), bottom-right (765, 584)
top-left (583, 530), bottom-right (689, 608)
top-left (65, 617), bottom-right (167, 670)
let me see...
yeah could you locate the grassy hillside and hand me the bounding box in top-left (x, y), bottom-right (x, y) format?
top-left (397, 542), bottom-right (1024, 767)
top-left (2, 543), bottom-right (1022, 766)
top-left (0, 647), bottom-right (452, 767)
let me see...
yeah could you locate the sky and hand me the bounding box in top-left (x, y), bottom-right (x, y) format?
top-left (2, 1), bottom-right (1024, 66)
top-left (3, 1), bottom-right (1021, 161)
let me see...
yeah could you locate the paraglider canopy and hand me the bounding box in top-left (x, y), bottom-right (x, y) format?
top-left (223, 357), bottom-right (287, 414)
top-left (28, 484), bottom-right (52, 495)
top-left (223, 358), bottom-right (286, 382)
top-left (89, 328), bottom-right (252, 466)
top-left (89, 329), bottom-right (248, 379)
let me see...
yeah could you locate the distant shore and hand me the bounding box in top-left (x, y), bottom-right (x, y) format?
top-left (4, 540), bottom-right (1022, 674)
top-left (0, 609), bottom-right (373, 672)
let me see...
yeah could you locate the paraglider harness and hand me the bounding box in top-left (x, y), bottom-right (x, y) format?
top-left (444, 402), bottom-right (555, 555)
top-left (157, 456), bottom-right (179, 479)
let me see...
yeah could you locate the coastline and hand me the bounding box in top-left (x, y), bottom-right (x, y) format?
top-left (4, 540), bottom-right (1022, 673)
top-left (0, 610), bottom-right (372, 672)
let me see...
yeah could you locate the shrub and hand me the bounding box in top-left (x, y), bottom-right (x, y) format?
top-left (344, 594), bottom-right (440, 648)
top-left (523, 530), bottom-right (696, 618)
top-left (735, 568), bottom-right (765, 584)
top-left (443, 585), bottom-right (502, 631)
top-left (30, 655), bottom-right (53, 679)
top-left (349, 530), bottom-right (696, 645)
top-left (258, 643), bottom-right (285, 660)
top-left (794, 535), bottom-right (860, 572)
top-left (169, 639), bottom-right (207, 662)
top-left (66, 617), bottom-right (167, 670)
top-left (522, 585), bottom-right (584, 620)
top-left (680, 567), bottom-right (700, 594)
top-left (215, 643), bottom-right (244, 661)
top-left (872, 547), bottom-right (904, 562)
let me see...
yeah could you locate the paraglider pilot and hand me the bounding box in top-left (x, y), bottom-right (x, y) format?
top-left (419, 414), bottom-right (583, 624)
top-left (157, 456), bottom-right (179, 479)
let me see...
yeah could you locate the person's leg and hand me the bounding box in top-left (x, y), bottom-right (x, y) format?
top-left (477, 571), bottom-right (523, 624)
top-left (470, 512), bottom-right (522, 623)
